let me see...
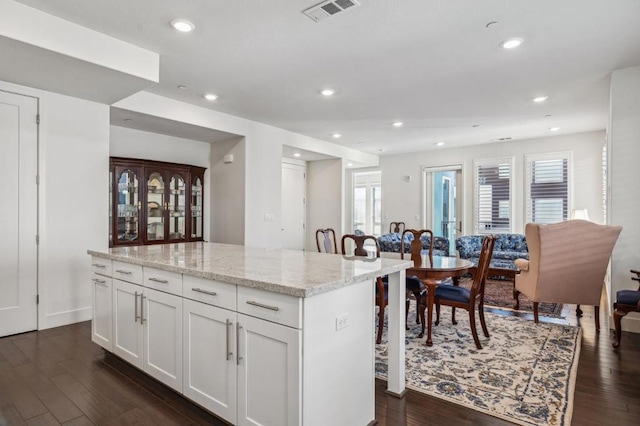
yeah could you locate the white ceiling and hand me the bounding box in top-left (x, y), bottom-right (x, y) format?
top-left (13, 0), bottom-right (640, 155)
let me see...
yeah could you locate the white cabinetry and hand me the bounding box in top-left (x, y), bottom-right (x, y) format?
top-left (111, 266), bottom-right (183, 392)
top-left (91, 272), bottom-right (112, 351)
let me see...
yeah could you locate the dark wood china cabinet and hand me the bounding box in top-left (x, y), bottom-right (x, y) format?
top-left (110, 157), bottom-right (206, 247)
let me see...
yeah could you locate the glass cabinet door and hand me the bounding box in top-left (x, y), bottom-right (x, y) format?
top-left (191, 177), bottom-right (203, 239)
top-left (168, 173), bottom-right (186, 241)
top-left (147, 172), bottom-right (165, 242)
top-left (116, 169), bottom-right (140, 243)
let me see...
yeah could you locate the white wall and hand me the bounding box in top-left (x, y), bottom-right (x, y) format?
top-left (306, 159), bottom-right (344, 251)
top-left (0, 80), bottom-right (111, 330)
top-left (113, 92), bottom-right (377, 249)
top-left (609, 66), bottom-right (640, 333)
top-left (210, 137), bottom-right (246, 244)
top-left (379, 131), bottom-right (605, 236)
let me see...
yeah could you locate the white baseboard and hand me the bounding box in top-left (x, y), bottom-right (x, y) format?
top-left (41, 306), bottom-right (92, 330)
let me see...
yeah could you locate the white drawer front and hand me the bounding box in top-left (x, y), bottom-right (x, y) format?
top-left (112, 261), bottom-right (143, 284)
top-left (91, 257), bottom-right (112, 277)
top-left (143, 267), bottom-right (182, 296)
top-left (183, 275), bottom-right (236, 310)
top-left (237, 286), bottom-right (302, 329)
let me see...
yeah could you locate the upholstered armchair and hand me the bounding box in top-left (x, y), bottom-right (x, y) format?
top-left (514, 220), bottom-right (622, 330)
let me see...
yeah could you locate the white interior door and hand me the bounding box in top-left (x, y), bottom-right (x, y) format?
top-left (0, 90), bottom-right (38, 337)
top-left (281, 161), bottom-right (306, 250)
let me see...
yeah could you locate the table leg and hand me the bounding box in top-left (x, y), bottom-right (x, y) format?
top-left (425, 281), bottom-right (437, 347)
top-left (385, 269), bottom-right (406, 397)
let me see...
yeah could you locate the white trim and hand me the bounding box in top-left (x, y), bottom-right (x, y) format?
top-left (41, 306), bottom-right (92, 330)
top-left (523, 151), bottom-right (573, 225)
top-left (472, 156), bottom-right (514, 234)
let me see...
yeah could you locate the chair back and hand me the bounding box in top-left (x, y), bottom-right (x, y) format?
top-left (341, 234), bottom-right (381, 258)
top-left (390, 221), bottom-right (406, 233)
top-left (470, 235), bottom-right (496, 301)
top-left (524, 220), bottom-right (622, 304)
top-left (400, 229), bottom-right (433, 267)
top-left (315, 228), bottom-right (337, 253)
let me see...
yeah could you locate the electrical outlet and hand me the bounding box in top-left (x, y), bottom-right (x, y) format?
top-left (264, 213), bottom-right (274, 221)
top-left (336, 313), bottom-right (350, 330)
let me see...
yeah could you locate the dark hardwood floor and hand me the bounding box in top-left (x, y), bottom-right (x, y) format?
top-left (0, 305), bottom-right (638, 425)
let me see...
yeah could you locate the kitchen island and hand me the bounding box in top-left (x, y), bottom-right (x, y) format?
top-left (88, 242), bottom-right (410, 426)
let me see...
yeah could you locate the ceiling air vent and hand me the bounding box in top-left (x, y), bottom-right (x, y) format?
top-left (303, 0), bottom-right (360, 23)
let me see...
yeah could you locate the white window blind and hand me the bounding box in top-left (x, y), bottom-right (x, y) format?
top-left (525, 153), bottom-right (571, 224)
top-left (474, 158), bottom-right (512, 234)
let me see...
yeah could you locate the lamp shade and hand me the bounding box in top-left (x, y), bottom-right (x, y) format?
top-left (571, 209), bottom-right (589, 221)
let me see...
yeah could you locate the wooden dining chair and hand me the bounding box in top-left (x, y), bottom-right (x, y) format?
top-left (390, 221), bottom-right (406, 234)
top-left (315, 228), bottom-right (337, 253)
top-left (432, 234), bottom-right (495, 349)
top-left (612, 269), bottom-right (640, 348)
top-left (401, 229), bottom-right (434, 329)
top-left (341, 233), bottom-right (386, 344)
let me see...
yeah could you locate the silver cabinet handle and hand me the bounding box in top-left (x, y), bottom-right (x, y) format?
top-left (134, 291), bottom-right (140, 323)
top-left (92, 278), bottom-right (107, 286)
top-left (191, 288), bottom-right (217, 297)
top-left (148, 277), bottom-right (169, 284)
top-left (246, 300), bottom-right (280, 311)
top-left (116, 270), bottom-right (133, 275)
top-left (140, 294), bottom-right (146, 324)
top-left (236, 323), bottom-right (243, 365)
top-left (226, 319), bottom-right (233, 361)
top-left (92, 263), bottom-right (106, 268)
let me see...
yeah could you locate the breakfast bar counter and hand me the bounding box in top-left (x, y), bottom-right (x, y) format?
top-left (88, 242), bottom-right (410, 426)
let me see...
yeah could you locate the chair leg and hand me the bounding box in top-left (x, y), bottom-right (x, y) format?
top-left (469, 307), bottom-right (482, 349)
top-left (435, 301), bottom-right (441, 326)
top-left (419, 302), bottom-right (426, 338)
top-left (594, 305), bottom-right (600, 332)
top-left (451, 307), bottom-right (457, 325)
top-left (478, 303), bottom-right (489, 338)
top-left (413, 291), bottom-right (422, 324)
top-left (533, 302), bottom-right (539, 323)
top-left (576, 304), bottom-right (583, 317)
top-left (376, 303), bottom-right (385, 344)
top-left (405, 298), bottom-right (410, 331)
top-left (613, 308), bottom-right (628, 349)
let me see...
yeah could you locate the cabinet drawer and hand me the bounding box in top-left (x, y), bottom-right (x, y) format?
top-left (237, 286), bottom-right (302, 329)
top-left (112, 261), bottom-right (143, 284)
top-left (183, 275), bottom-right (236, 311)
top-left (143, 267), bottom-right (182, 296)
top-left (91, 257), bottom-right (112, 277)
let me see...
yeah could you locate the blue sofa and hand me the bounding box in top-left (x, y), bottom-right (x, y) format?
top-left (455, 234), bottom-right (528, 270)
top-left (378, 232), bottom-right (450, 256)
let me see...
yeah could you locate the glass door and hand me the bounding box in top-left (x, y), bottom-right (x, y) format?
top-left (115, 168), bottom-right (141, 245)
top-left (191, 176), bottom-right (203, 239)
top-left (168, 173), bottom-right (187, 241)
top-left (352, 170), bottom-right (382, 236)
top-left (423, 165), bottom-right (463, 255)
top-left (146, 171), bottom-right (165, 242)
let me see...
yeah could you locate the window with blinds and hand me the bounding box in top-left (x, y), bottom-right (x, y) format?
top-left (473, 158), bottom-right (513, 234)
top-left (525, 153), bottom-right (571, 224)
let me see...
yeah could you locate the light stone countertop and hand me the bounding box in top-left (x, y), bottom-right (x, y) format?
top-left (88, 242), bottom-right (412, 298)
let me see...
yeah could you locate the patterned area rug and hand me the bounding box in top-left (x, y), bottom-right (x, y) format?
top-left (458, 277), bottom-right (564, 317)
top-left (375, 307), bottom-right (581, 426)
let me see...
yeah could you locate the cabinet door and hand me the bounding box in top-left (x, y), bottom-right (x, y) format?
top-left (145, 170), bottom-right (166, 243)
top-left (142, 288), bottom-right (183, 392)
top-left (237, 314), bottom-right (301, 426)
top-left (113, 165), bottom-right (142, 246)
top-left (167, 172), bottom-right (187, 242)
top-left (190, 168), bottom-right (205, 241)
top-left (112, 280), bottom-right (143, 368)
top-left (91, 274), bottom-right (112, 351)
top-left (183, 299), bottom-right (237, 424)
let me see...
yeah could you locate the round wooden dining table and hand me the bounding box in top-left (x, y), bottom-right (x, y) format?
top-left (382, 252), bottom-right (474, 346)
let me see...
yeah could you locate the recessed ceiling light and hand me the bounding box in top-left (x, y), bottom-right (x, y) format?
top-left (177, 85), bottom-right (187, 90)
top-left (472, 124), bottom-right (480, 128)
top-left (435, 141), bottom-right (445, 146)
top-left (293, 152), bottom-right (301, 157)
top-left (532, 96), bottom-right (548, 103)
top-left (171, 19), bottom-right (195, 32)
top-left (203, 93), bottom-right (218, 101)
top-left (392, 121), bottom-right (404, 127)
top-left (357, 141), bottom-right (363, 145)
top-left (321, 89), bottom-right (335, 96)
top-left (545, 114), bottom-right (553, 118)
top-left (332, 133), bottom-right (341, 138)
top-left (549, 127), bottom-right (560, 132)
top-left (124, 118), bottom-right (133, 123)
top-left (486, 21), bottom-right (499, 28)
top-left (500, 37), bottom-right (523, 49)
top-left (347, 162), bottom-right (353, 167)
